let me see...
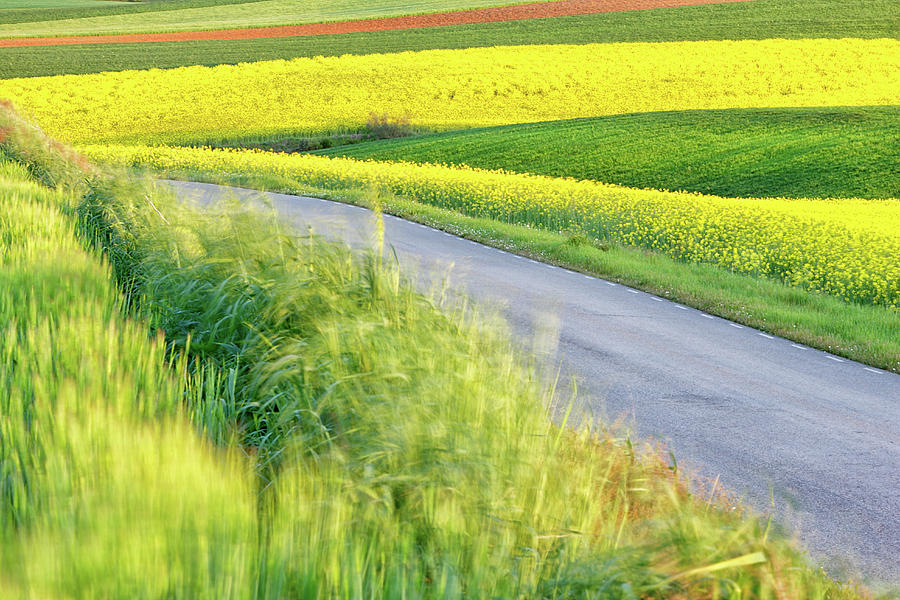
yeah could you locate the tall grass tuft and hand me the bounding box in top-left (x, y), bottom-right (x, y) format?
top-left (0, 100), bottom-right (94, 191)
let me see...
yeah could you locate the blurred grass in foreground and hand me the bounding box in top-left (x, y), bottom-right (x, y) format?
top-left (0, 159), bottom-right (257, 597)
top-left (0, 102), bottom-right (875, 597)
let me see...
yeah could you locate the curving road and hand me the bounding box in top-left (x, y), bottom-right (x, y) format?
top-left (165, 180), bottom-right (900, 588)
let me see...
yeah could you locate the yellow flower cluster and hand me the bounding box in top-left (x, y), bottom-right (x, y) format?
top-left (81, 144), bottom-right (900, 309)
top-left (3, 39), bottom-right (898, 145)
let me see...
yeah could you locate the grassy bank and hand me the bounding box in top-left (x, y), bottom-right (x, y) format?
top-left (83, 144), bottom-right (900, 305)
top-left (2, 0), bottom-right (898, 79)
top-left (83, 145), bottom-right (900, 373)
top-left (0, 95), bottom-right (876, 597)
top-left (317, 107), bottom-right (900, 200)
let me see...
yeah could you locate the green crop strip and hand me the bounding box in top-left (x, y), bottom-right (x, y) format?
top-left (0, 0), bottom-right (539, 38)
top-left (316, 107), bottom-right (900, 200)
top-left (1, 0), bottom-right (897, 79)
top-left (0, 0), bottom-right (268, 26)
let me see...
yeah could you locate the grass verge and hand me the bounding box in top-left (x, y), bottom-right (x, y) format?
top-left (137, 165), bottom-right (900, 374)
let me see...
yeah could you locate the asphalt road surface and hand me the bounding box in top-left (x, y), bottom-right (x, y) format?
top-left (165, 180), bottom-right (900, 588)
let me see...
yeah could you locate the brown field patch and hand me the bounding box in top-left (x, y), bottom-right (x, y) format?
top-left (0, 0), bottom-right (754, 48)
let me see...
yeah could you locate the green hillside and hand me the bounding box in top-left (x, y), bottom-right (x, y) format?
top-left (317, 107), bottom-right (900, 199)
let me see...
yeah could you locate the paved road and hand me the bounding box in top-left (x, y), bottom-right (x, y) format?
top-left (166, 180), bottom-right (900, 588)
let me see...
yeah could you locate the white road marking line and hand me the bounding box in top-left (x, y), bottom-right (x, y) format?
top-left (826, 356), bottom-right (845, 363)
top-left (605, 281), bottom-right (616, 286)
top-left (702, 314), bottom-right (715, 319)
top-left (864, 367), bottom-right (883, 374)
top-left (791, 344), bottom-right (807, 350)
top-left (676, 306), bottom-right (688, 311)
top-left (628, 289), bottom-right (640, 294)
top-left (758, 333), bottom-right (774, 339)
top-left (730, 324), bottom-right (744, 329)
top-left (652, 297), bottom-right (663, 302)
top-left (583, 275), bottom-right (592, 280)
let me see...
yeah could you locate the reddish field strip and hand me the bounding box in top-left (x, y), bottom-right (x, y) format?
top-left (1, 0), bottom-right (753, 47)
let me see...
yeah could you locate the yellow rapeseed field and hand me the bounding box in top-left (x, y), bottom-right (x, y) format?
top-left (3, 39), bottom-right (899, 145)
top-left (81, 144), bottom-right (900, 309)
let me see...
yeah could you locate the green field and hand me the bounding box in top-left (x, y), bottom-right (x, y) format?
top-left (1, 0), bottom-right (898, 78)
top-left (0, 0), bottom-right (265, 25)
top-left (0, 0), bottom-right (534, 38)
top-left (0, 0), bottom-right (125, 9)
top-left (316, 107), bottom-right (900, 200)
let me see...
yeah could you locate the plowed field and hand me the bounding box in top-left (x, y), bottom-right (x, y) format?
top-left (0, 0), bottom-right (753, 47)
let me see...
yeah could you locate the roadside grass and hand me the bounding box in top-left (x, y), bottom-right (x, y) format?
top-left (316, 107), bottom-right (900, 200)
top-left (1, 93), bottom-right (877, 598)
top-left (134, 165), bottom-right (900, 374)
top-left (0, 0), bottom-right (113, 12)
top-left (84, 143), bottom-right (900, 301)
top-left (2, 0), bottom-right (897, 79)
top-left (0, 0), bottom-right (539, 39)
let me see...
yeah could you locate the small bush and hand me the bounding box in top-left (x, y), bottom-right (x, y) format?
top-left (366, 112), bottom-right (416, 140)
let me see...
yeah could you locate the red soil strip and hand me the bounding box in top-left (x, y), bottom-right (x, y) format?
top-left (0, 0), bottom-right (753, 48)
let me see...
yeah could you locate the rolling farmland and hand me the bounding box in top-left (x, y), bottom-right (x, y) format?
top-left (0, 0), bottom-right (749, 40)
top-left (2, 0), bottom-right (898, 596)
top-left (317, 107), bottom-right (900, 200)
top-left (2, 0), bottom-right (898, 79)
top-left (1, 39), bottom-right (897, 146)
